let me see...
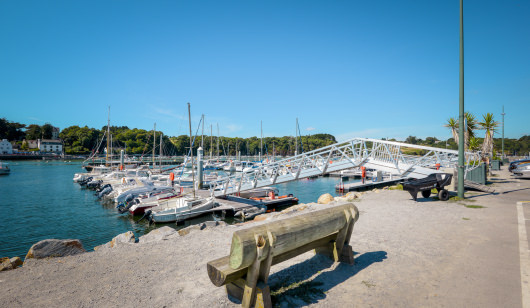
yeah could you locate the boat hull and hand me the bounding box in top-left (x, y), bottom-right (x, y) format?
top-left (150, 198), bottom-right (216, 223)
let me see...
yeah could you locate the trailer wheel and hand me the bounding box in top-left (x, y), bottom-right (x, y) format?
top-left (438, 189), bottom-right (449, 201)
top-left (421, 190), bottom-right (431, 198)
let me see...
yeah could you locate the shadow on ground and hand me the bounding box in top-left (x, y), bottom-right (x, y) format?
top-left (267, 250), bottom-right (387, 307)
top-left (502, 187), bottom-right (530, 194)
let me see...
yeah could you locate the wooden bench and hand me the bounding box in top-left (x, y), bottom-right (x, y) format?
top-left (207, 202), bottom-right (359, 307)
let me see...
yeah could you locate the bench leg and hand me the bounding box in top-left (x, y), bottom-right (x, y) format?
top-left (226, 279), bottom-right (272, 308)
top-left (315, 208), bottom-right (355, 265)
top-left (339, 244), bottom-right (355, 265)
top-left (242, 258), bottom-right (261, 308)
top-left (255, 281), bottom-right (272, 308)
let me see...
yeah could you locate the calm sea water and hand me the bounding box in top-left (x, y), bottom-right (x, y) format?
top-left (0, 161), bottom-right (357, 259)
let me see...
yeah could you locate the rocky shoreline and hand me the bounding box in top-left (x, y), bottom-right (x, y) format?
top-left (1, 190), bottom-right (364, 273)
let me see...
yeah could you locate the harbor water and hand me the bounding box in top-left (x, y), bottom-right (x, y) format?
top-left (0, 161), bottom-right (358, 259)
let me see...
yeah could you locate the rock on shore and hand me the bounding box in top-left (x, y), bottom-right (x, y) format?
top-left (24, 239), bottom-right (86, 262)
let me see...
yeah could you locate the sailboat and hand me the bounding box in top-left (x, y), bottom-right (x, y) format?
top-left (147, 103), bottom-right (216, 223)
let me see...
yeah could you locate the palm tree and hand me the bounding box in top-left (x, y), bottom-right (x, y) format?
top-left (464, 112), bottom-right (478, 150)
top-left (444, 117), bottom-right (459, 144)
top-left (478, 113), bottom-right (499, 157)
top-left (468, 136), bottom-right (480, 152)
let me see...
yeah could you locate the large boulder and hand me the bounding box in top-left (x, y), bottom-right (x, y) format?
top-left (317, 193), bottom-right (335, 204)
top-left (25, 239), bottom-right (86, 261)
top-left (177, 225), bottom-right (201, 236)
top-left (1, 257), bottom-right (13, 271)
top-left (10, 257), bottom-right (23, 268)
top-left (94, 231), bottom-right (136, 251)
top-left (139, 226), bottom-right (177, 243)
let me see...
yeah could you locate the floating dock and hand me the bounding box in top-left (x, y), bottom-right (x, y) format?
top-left (193, 190), bottom-right (261, 216)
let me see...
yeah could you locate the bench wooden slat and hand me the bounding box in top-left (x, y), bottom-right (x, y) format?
top-left (207, 232), bottom-right (339, 287)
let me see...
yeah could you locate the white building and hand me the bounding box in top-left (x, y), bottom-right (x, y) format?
top-left (38, 139), bottom-right (63, 154)
top-left (52, 126), bottom-right (60, 140)
top-left (0, 139), bottom-right (13, 154)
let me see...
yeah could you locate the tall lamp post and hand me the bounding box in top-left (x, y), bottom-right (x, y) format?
top-left (501, 106), bottom-right (505, 159)
top-left (457, 0), bottom-right (465, 199)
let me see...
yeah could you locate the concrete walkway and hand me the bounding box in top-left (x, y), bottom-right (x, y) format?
top-left (291, 167), bottom-right (530, 307)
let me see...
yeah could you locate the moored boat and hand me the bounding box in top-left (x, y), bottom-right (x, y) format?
top-left (147, 196), bottom-right (217, 223)
top-left (0, 161), bottom-right (10, 175)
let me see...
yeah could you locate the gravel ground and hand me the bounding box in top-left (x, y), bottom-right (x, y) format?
top-left (1, 168), bottom-right (528, 308)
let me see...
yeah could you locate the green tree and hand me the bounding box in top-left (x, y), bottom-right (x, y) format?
top-left (25, 124), bottom-right (42, 140)
top-left (444, 117), bottom-right (459, 144)
top-left (464, 112), bottom-right (478, 150)
top-left (478, 113), bottom-right (499, 157)
top-left (41, 123), bottom-right (54, 139)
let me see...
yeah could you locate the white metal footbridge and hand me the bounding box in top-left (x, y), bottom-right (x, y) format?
top-left (211, 138), bottom-right (481, 196)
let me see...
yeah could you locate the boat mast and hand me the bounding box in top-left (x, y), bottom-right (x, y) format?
top-left (295, 117), bottom-right (298, 156)
top-left (159, 132), bottom-right (163, 167)
top-left (210, 124), bottom-right (213, 161)
top-left (216, 123), bottom-right (220, 162)
top-left (106, 106), bottom-right (110, 166)
top-left (188, 103), bottom-right (196, 198)
top-left (259, 121), bottom-right (263, 162)
top-left (201, 114), bottom-right (204, 149)
top-left (153, 123), bottom-right (156, 169)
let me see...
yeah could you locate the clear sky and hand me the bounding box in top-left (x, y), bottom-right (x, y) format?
top-left (1, 0), bottom-right (528, 141)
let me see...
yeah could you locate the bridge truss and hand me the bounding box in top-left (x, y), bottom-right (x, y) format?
top-left (211, 138), bottom-right (481, 196)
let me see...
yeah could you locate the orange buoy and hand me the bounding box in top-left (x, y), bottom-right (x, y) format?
top-left (435, 163), bottom-right (440, 170)
top-left (120, 164), bottom-right (124, 171)
top-left (169, 172), bottom-right (175, 181)
top-left (361, 166), bottom-right (366, 178)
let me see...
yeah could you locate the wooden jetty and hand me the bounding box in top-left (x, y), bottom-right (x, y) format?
top-left (335, 178), bottom-right (404, 192)
top-left (193, 190), bottom-right (262, 217)
top-left (326, 170), bottom-right (362, 179)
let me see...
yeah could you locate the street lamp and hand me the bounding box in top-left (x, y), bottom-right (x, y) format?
top-left (457, 0), bottom-right (465, 198)
top-left (501, 106), bottom-right (505, 159)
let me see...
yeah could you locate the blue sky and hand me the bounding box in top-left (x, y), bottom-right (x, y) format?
top-left (1, 0), bottom-right (528, 141)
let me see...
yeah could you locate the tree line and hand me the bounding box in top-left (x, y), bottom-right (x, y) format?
top-left (2, 117), bottom-right (526, 157)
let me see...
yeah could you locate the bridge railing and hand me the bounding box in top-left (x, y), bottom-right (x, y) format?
top-left (207, 138), bottom-right (480, 196)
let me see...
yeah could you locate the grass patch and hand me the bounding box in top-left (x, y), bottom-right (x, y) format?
top-left (462, 217), bottom-right (470, 220)
top-left (271, 280), bottom-right (325, 305)
top-left (464, 205), bottom-right (486, 209)
top-left (449, 196), bottom-right (476, 202)
top-left (389, 184), bottom-right (403, 190)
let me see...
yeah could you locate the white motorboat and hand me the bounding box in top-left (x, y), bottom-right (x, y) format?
top-left (237, 187), bottom-right (279, 199)
top-left (148, 196), bottom-right (216, 223)
top-left (73, 165), bottom-right (112, 182)
top-left (122, 190), bottom-right (180, 215)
